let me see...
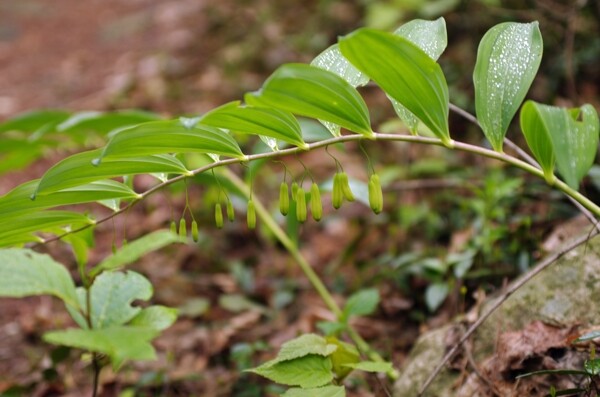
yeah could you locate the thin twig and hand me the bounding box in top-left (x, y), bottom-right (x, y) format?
top-left (417, 229), bottom-right (600, 395)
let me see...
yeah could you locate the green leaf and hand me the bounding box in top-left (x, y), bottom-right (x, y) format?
top-left (200, 101), bottom-right (307, 149)
top-left (585, 358), bottom-right (600, 376)
top-left (0, 180), bottom-right (139, 224)
top-left (282, 385), bottom-right (346, 397)
top-left (35, 150), bottom-right (190, 195)
top-left (516, 369), bottom-right (590, 379)
top-left (326, 337), bottom-right (359, 380)
top-left (90, 230), bottom-right (183, 276)
top-left (391, 17), bottom-right (447, 134)
top-left (425, 282), bottom-right (449, 312)
top-left (0, 110), bottom-right (69, 133)
top-left (84, 271), bottom-right (153, 329)
top-left (339, 28), bottom-right (451, 146)
top-left (0, 249), bottom-right (79, 309)
top-left (57, 110), bottom-right (160, 134)
top-left (129, 306), bottom-right (178, 331)
top-left (247, 354), bottom-right (333, 388)
top-left (275, 334), bottom-right (337, 362)
top-left (342, 361), bottom-right (393, 373)
top-left (311, 44), bottom-right (369, 87)
top-left (97, 119), bottom-right (246, 162)
top-left (0, 210), bottom-right (94, 244)
top-left (474, 21), bottom-right (543, 152)
top-left (43, 326), bottom-right (159, 370)
top-left (342, 288), bottom-right (379, 320)
top-left (520, 101), bottom-right (599, 188)
top-left (245, 64), bottom-right (372, 137)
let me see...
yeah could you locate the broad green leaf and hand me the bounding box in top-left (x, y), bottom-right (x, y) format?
top-left (0, 180), bottom-right (139, 223)
top-left (84, 271), bottom-right (153, 329)
top-left (90, 230), bottom-right (184, 276)
top-left (282, 385), bottom-right (346, 397)
top-left (35, 150), bottom-right (190, 196)
top-left (200, 101), bottom-right (307, 149)
top-left (275, 334), bottom-right (337, 363)
top-left (0, 249), bottom-right (79, 309)
top-left (97, 119), bottom-right (245, 162)
top-left (342, 361), bottom-right (393, 373)
top-left (392, 17), bottom-right (447, 134)
top-left (585, 358), bottom-right (600, 375)
top-left (245, 64), bottom-right (372, 137)
top-left (520, 101), bottom-right (557, 182)
top-left (474, 21), bottom-right (543, 152)
top-left (340, 29), bottom-right (451, 146)
top-left (342, 288), bottom-right (379, 320)
top-left (316, 321), bottom-right (347, 336)
top-left (129, 306), bottom-right (178, 331)
top-left (311, 44), bottom-right (369, 87)
top-left (425, 282), bottom-right (449, 312)
top-left (57, 110), bottom-right (160, 135)
top-left (520, 101), bottom-right (599, 188)
top-left (247, 354), bottom-right (333, 388)
top-left (43, 326), bottom-right (158, 370)
top-left (0, 211), bottom-right (94, 243)
top-left (0, 110), bottom-right (69, 133)
top-left (326, 337), bottom-right (360, 380)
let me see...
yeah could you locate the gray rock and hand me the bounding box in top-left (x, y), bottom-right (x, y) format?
top-left (393, 233), bottom-right (600, 397)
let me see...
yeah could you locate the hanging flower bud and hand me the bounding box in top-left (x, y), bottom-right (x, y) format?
top-left (226, 198), bottom-right (235, 222)
top-left (332, 173), bottom-right (343, 209)
top-left (340, 172), bottom-right (355, 202)
top-left (296, 187), bottom-right (307, 223)
top-left (191, 220), bottom-right (199, 241)
top-left (247, 200), bottom-right (256, 229)
top-left (178, 218), bottom-right (187, 238)
top-left (279, 182), bottom-right (290, 216)
top-left (368, 174), bottom-right (383, 214)
top-left (291, 182), bottom-right (299, 202)
top-left (215, 203), bottom-right (224, 229)
top-left (170, 220), bottom-right (177, 234)
top-left (310, 182), bottom-right (322, 221)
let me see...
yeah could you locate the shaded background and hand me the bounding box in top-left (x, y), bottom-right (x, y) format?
top-left (1, 0), bottom-right (599, 396)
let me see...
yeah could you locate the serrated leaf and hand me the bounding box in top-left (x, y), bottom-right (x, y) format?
top-left (97, 119), bottom-right (245, 162)
top-left (275, 334), bottom-right (338, 362)
top-left (43, 326), bottom-right (158, 370)
top-left (339, 28), bottom-right (451, 146)
top-left (0, 249), bottom-right (79, 309)
top-left (342, 288), bottom-right (379, 320)
top-left (247, 354), bottom-right (333, 388)
top-left (282, 385), bottom-right (346, 397)
top-left (129, 306), bottom-right (178, 331)
top-left (245, 64), bottom-right (372, 137)
top-left (35, 150), bottom-right (189, 195)
top-left (84, 271), bottom-right (153, 329)
top-left (342, 361), bottom-right (393, 373)
top-left (0, 110), bottom-right (70, 133)
top-left (391, 17), bottom-right (447, 134)
top-left (200, 101), bottom-right (307, 149)
top-left (0, 210), bottom-right (94, 243)
top-left (90, 230), bottom-right (184, 276)
top-left (0, 180), bottom-right (139, 224)
top-left (425, 282), bottom-right (449, 312)
top-left (474, 21), bottom-right (543, 152)
top-left (520, 101), bottom-right (599, 188)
